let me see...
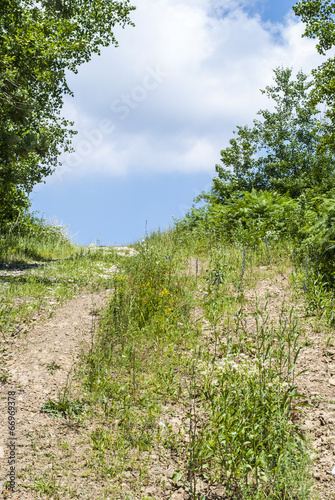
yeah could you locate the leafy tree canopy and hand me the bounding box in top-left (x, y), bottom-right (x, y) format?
top-left (293, 0), bottom-right (335, 54)
top-left (0, 0), bottom-right (135, 229)
top-left (206, 67), bottom-right (335, 205)
top-left (293, 0), bottom-right (335, 135)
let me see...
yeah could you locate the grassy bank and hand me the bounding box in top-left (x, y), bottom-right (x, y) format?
top-left (0, 222), bottom-right (323, 498)
top-left (72, 230), bottom-right (313, 499)
top-left (0, 215), bottom-right (81, 263)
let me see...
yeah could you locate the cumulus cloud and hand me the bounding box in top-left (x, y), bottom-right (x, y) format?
top-left (54, 0), bottom-right (325, 182)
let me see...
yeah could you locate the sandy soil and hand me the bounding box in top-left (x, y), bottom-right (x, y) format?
top-left (0, 288), bottom-right (111, 499)
top-left (0, 258), bottom-right (335, 499)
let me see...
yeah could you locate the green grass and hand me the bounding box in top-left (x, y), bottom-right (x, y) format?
top-left (0, 224), bottom-right (79, 263)
top-left (72, 229), bottom-right (312, 499)
top-left (0, 246), bottom-right (119, 338)
top-left (0, 220), bottom-right (315, 498)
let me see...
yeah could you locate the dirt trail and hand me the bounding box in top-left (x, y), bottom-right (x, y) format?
top-left (0, 245), bottom-right (137, 498)
top-left (1, 255), bottom-right (335, 498)
top-left (0, 288), bottom-right (111, 498)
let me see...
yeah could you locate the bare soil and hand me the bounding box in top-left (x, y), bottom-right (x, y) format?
top-left (0, 259), bottom-right (335, 499)
top-left (0, 288), bottom-right (112, 499)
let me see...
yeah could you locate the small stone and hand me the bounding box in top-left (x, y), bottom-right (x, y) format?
top-left (332, 466), bottom-right (335, 476)
top-left (313, 472), bottom-right (321, 480)
top-left (170, 490), bottom-right (185, 500)
top-left (165, 468), bottom-right (174, 479)
top-left (145, 486), bottom-right (157, 495)
top-left (329, 377), bottom-right (335, 386)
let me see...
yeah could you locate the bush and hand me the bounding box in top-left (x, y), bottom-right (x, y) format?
top-left (178, 190), bottom-right (302, 246)
top-left (298, 196), bottom-right (335, 283)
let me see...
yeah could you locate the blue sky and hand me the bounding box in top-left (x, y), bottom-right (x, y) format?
top-left (31, 0), bottom-right (325, 246)
top-left (247, 0), bottom-right (297, 23)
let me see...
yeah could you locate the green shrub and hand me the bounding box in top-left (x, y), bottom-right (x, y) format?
top-left (178, 190), bottom-right (302, 245)
top-left (298, 196), bottom-right (335, 283)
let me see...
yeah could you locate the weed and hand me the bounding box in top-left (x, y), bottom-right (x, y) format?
top-left (41, 397), bottom-right (85, 419)
top-left (41, 385), bottom-right (85, 419)
top-left (46, 361), bottom-right (61, 374)
top-left (33, 473), bottom-right (59, 497)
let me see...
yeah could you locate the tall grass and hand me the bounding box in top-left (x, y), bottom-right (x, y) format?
top-left (77, 229), bottom-right (312, 499)
top-left (82, 232), bottom-right (198, 457)
top-left (0, 213), bottom-right (79, 262)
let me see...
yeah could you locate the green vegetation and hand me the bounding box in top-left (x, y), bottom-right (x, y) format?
top-left (4, 0), bottom-right (335, 497)
top-left (0, 0), bottom-right (135, 231)
top-left (294, 0), bottom-right (335, 135)
top-left (73, 232), bottom-right (312, 499)
top-left (180, 60), bottom-right (335, 320)
top-left (0, 213), bottom-right (79, 262)
top-left (2, 222), bottom-right (318, 498)
top-left (0, 220), bottom-right (118, 341)
top-left (208, 67), bottom-right (334, 200)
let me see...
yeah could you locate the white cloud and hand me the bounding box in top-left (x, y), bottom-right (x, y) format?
top-left (53, 0), bottom-right (326, 182)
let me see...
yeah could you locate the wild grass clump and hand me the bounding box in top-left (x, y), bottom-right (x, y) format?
top-left (291, 260), bottom-right (335, 345)
top-left (0, 212), bottom-right (79, 262)
top-left (41, 395), bottom-right (85, 419)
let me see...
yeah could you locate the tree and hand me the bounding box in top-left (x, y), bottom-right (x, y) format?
top-left (210, 67), bottom-right (334, 204)
top-left (293, 0), bottom-right (335, 137)
top-left (293, 0), bottom-right (335, 54)
top-left (0, 0), bottom-right (135, 230)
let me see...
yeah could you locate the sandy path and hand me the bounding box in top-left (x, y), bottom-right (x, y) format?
top-left (1, 253), bottom-right (334, 498)
top-left (0, 288), bottom-right (111, 498)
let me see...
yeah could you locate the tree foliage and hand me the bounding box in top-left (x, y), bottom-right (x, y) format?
top-left (293, 0), bottom-right (335, 54)
top-left (179, 3), bottom-right (335, 290)
top-left (293, 1), bottom-right (335, 135)
top-left (0, 0), bottom-right (135, 229)
top-left (183, 66), bottom-right (335, 278)
top-left (210, 67), bottom-right (334, 204)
